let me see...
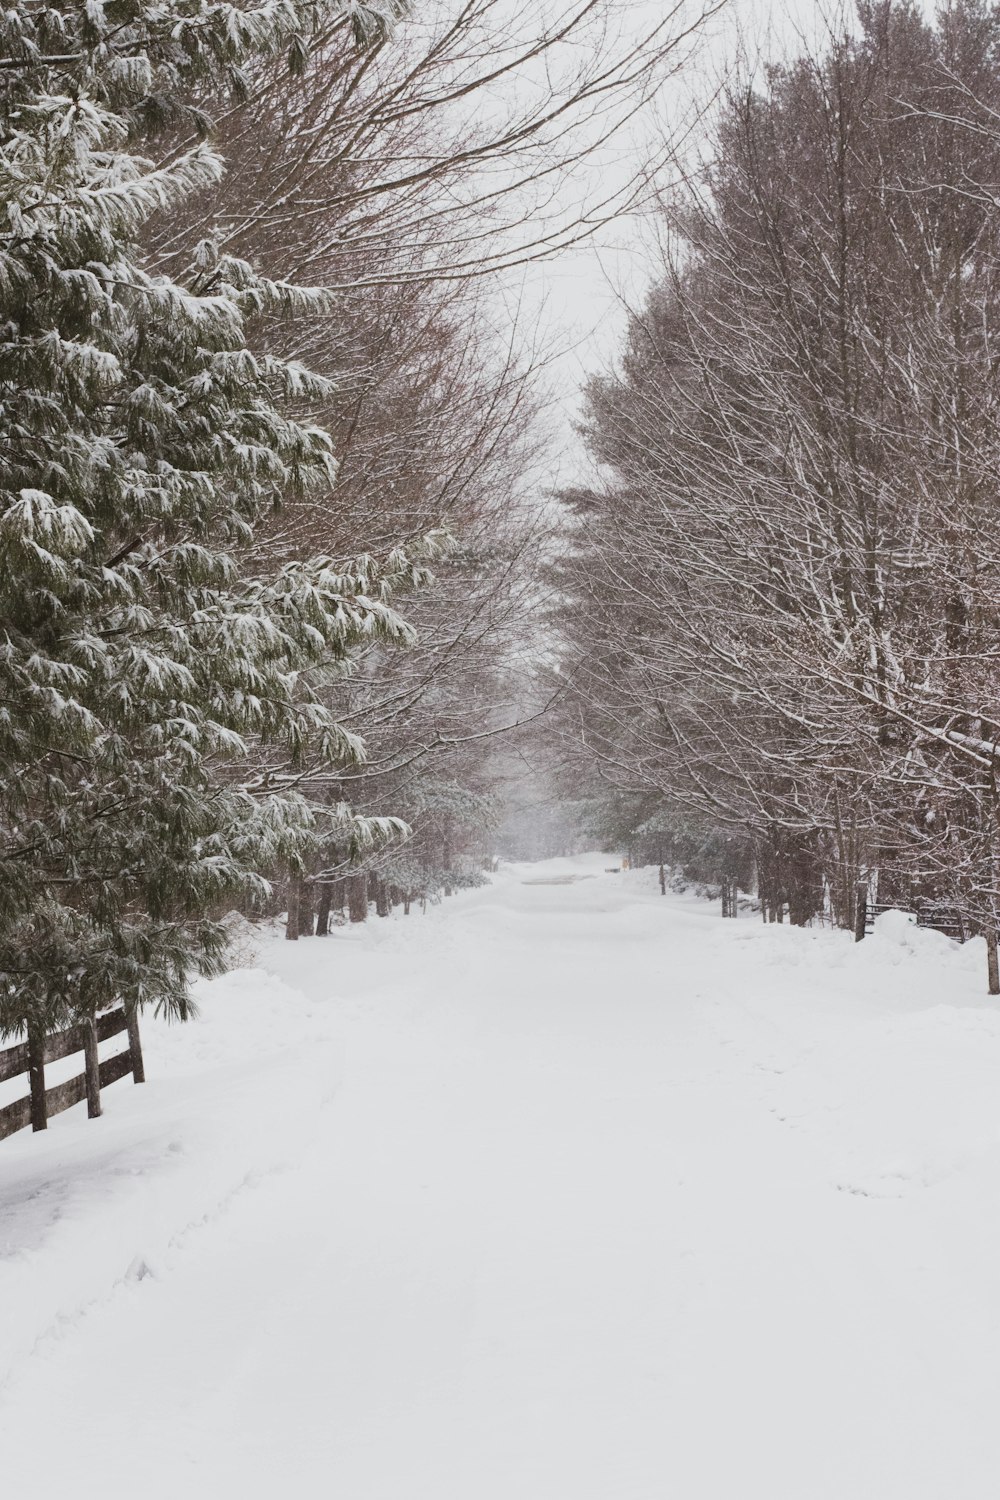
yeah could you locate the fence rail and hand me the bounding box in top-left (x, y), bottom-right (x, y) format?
top-left (855, 888), bottom-right (969, 944)
top-left (0, 1007), bottom-right (144, 1142)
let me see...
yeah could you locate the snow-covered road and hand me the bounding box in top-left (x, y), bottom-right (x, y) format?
top-left (4, 855), bottom-right (1000, 1497)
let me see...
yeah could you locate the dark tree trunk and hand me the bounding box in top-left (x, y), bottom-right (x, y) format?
top-left (854, 883), bottom-right (868, 943)
top-left (315, 883), bottom-right (333, 936)
top-left (297, 884), bottom-right (316, 937)
top-left (286, 874), bottom-right (301, 940)
top-left (348, 874), bottom-right (369, 923)
top-left (442, 828), bottom-right (453, 895)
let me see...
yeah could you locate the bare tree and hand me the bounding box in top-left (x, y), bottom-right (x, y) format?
top-left (548, 0), bottom-right (1000, 980)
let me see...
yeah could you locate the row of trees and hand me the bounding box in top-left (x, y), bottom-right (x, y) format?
top-left (549, 0), bottom-right (1000, 987)
top-left (152, 0), bottom-right (708, 936)
top-left (0, 0), bottom-right (710, 1034)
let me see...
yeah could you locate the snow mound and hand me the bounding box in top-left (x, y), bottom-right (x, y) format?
top-left (872, 907), bottom-right (918, 943)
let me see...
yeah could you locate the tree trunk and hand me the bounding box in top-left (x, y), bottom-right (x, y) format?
top-left (442, 828), bottom-right (453, 895)
top-left (315, 883), bottom-right (333, 937)
top-left (348, 873), bottom-right (369, 923)
top-left (285, 875), bottom-right (301, 941)
top-left (297, 883), bottom-right (315, 937)
top-left (854, 883), bottom-right (868, 943)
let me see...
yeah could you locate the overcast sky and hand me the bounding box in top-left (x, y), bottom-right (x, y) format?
top-left (527, 0), bottom-right (915, 484)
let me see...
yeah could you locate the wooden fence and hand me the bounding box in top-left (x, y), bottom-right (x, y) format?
top-left (855, 889), bottom-right (968, 944)
top-left (0, 1007), bottom-right (144, 1142)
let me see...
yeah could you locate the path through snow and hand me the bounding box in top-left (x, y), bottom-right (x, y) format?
top-left (2, 855), bottom-right (1000, 1497)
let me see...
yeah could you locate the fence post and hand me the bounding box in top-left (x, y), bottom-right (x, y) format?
top-left (854, 883), bottom-right (868, 943)
top-left (83, 1016), bottom-right (102, 1118)
top-left (28, 1027), bottom-right (47, 1131)
top-left (125, 1005), bottom-right (145, 1084)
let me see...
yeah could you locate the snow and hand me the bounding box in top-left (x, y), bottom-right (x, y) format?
top-left (3, 853), bottom-right (1000, 1496)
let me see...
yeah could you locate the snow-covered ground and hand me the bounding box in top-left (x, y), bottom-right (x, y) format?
top-left (3, 854), bottom-right (1000, 1497)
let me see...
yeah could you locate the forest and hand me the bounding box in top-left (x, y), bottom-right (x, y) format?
top-left (6, 0), bottom-right (1000, 1048)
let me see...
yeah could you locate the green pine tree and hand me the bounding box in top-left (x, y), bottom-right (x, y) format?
top-left (0, 0), bottom-right (432, 1036)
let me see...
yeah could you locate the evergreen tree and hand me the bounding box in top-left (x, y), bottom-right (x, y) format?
top-left (0, 0), bottom-right (429, 1036)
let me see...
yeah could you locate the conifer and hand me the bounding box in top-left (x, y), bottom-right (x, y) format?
top-left (0, 1), bottom-right (425, 1035)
